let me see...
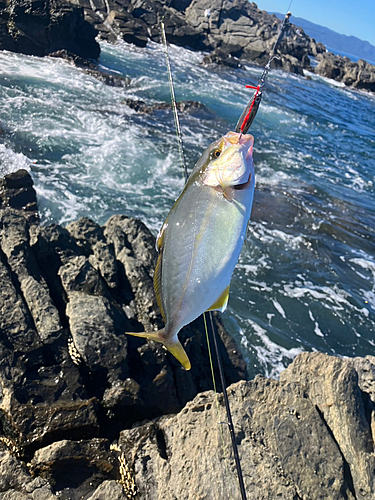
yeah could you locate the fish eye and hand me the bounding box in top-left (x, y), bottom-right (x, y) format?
top-left (213, 149), bottom-right (221, 158)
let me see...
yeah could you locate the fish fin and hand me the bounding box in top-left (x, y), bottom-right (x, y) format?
top-left (156, 221), bottom-right (168, 252)
top-left (207, 285), bottom-right (230, 313)
top-left (126, 329), bottom-right (191, 370)
top-left (165, 340), bottom-right (191, 370)
top-left (154, 251), bottom-right (166, 322)
top-left (223, 187), bottom-right (235, 201)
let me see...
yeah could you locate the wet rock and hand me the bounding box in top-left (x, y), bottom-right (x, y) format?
top-left (201, 50), bottom-right (242, 68)
top-left (30, 439), bottom-right (118, 495)
top-left (0, 330), bottom-right (100, 455)
top-left (49, 50), bottom-right (131, 87)
top-left (0, 0), bottom-right (100, 59)
top-left (123, 98), bottom-right (208, 116)
top-left (315, 52), bottom-right (375, 92)
top-left (76, 0), bottom-right (319, 75)
top-left (1, 170), bottom-right (375, 498)
top-left (0, 169), bottom-right (38, 224)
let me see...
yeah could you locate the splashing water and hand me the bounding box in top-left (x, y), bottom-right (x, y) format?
top-left (0, 41), bottom-right (374, 379)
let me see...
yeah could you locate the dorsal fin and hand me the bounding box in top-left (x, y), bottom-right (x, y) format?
top-left (154, 251), bottom-right (166, 322)
top-left (156, 221), bottom-right (168, 252)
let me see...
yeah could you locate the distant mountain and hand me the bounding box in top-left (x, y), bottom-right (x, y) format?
top-left (272, 12), bottom-right (375, 64)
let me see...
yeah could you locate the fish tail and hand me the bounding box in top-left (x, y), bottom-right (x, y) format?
top-left (126, 329), bottom-right (191, 370)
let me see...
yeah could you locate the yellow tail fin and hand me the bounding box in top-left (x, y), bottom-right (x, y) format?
top-left (126, 329), bottom-right (191, 370)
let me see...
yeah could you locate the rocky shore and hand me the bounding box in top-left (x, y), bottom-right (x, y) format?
top-left (0, 170), bottom-right (375, 499)
top-left (0, 0), bottom-right (374, 92)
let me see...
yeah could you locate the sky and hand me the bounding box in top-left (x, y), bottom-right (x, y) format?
top-left (253, 0), bottom-right (375, 46)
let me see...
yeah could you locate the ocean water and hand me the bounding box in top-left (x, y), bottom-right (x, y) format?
top-left (0, 41), bottom-right (374, 379)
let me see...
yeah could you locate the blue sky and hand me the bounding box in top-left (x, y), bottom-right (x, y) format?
top-left (253, 0), bottom-right (375, 46)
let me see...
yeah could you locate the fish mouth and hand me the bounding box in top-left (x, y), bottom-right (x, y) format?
top-left (223, 131), bottom-right (254, 160)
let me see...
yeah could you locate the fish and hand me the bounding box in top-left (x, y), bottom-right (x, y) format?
top-left (126, 131), bottom-right (255, 370)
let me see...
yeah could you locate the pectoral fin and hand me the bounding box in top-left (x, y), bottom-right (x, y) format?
top-left (126, 329), bottom-right (191, 370)
top-left (207, 285), bottom-right (230, 313)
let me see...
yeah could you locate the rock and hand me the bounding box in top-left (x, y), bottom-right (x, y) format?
top-left (0, 169), bottom-right (247, 454)
top-left (280, 352), bottom-right (375, 499)
top-left (315, 52), bottom-right (375, 92)
top-left (201, 51), bottom-right (242, 68)
top-left (0, 448), bottom-right (55, 498)
top-left (117, 352), bottom-right (375, 499)
top-left (0, 0), bottom-right (100, 60)
top-left (76, 0), bottom-right (318, 75)
top-left (0, 210), bottom-right (62, 342)
top-left (3, 169), bottom-right (375, 498)
top-left (0, 169), bottom-right (38, 224)
top-left (123, 98), bottom-right (208, 116)
top-left (49, 50), bottom-right (131, 87)
top-left (30, 439), bottom-right (118, 496)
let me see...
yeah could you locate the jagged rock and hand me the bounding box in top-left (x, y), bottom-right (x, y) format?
top-left (117, 352), bottom-right (375, 499)
top-left (3, 169), bottom-right (374, 498)
top-left (201, 51), bottom-right (242, 68)
top-left (30, 439), bottom-right (118, 495)
top-left (0, 210), bottom-right (62, 342)
top-left (0, 0), bottom-right (100, 59)
top-left (76, 0), bottom-right (318, 75)
top-left (0, 169), bottom-right (38, 223)
top-left (0, 170), bottom-right (247, 456)
top-left (0, 448), bottom-right (55, 498)
top-left (0, 329), bottom-right (100, 455)
top-left (280, 352), bottom-right (375, 499)
top-left (315, 53), bottom-right (375, 92)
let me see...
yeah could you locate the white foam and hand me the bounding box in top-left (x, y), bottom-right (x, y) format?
top-left (241, 320), bottom-right (304, 379)
top-left (0, 145), bottom-right (31, 176)
top-left (272, 299), bottom-right (286, 318)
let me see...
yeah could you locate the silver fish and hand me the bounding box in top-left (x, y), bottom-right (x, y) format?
top-left (127, 131), bottom-right (255, 369)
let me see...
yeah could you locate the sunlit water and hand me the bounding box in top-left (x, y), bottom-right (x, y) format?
top-left (0, 41), bottom-right (374, 379)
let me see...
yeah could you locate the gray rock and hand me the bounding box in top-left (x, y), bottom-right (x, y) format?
top-left (117, 352), bottom-right (375, 499)
top-left (0, 169), bottom-right (247, 459)
top-left (87, 480), bottom-right (129, 499)
top-left (64, 290), bottom-right (129, 372)
top-left (0, 0), bottom-right (100, 59)
top-left (0, 210), bottom-right (62, 342)
top-left (0, 173), bottom-right (374, 500)
top-left (0, 170), bottom-right (38, 224)
top-left (315, 52), bottom-right (375, 92)
top-left (280, 352), bottom-right (375, 499)
top-left (30, 439), bottom-right (118, 496)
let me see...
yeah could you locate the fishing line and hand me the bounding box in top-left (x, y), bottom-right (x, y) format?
top-left (207, 311), bottom-right (248, 500)
top-left (160, 17), bottom-right (247, 499)
top-left (203, 313), bottom-right (234, 498)
top-left (236, 0), bottom-right (294, 135)
top-left (160, 20), bottom-right (188, 183)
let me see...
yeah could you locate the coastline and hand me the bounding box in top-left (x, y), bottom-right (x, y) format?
top-left (0, 2), bottom-right (374, 497)
top-left (0, 170), bottom-right (374, 498)
top-left (0, 0), bottom-right (373, 93)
